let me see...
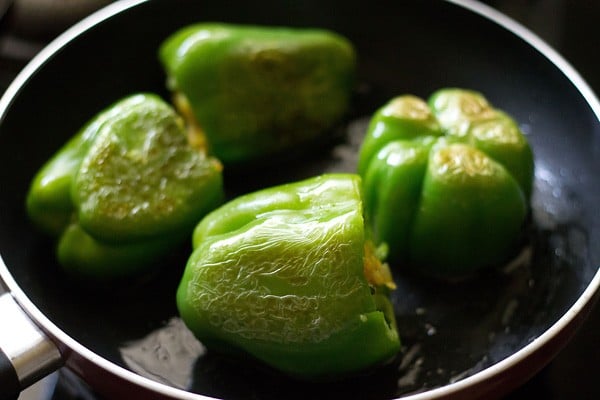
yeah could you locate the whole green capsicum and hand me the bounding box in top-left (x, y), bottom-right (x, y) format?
top-left (159, 23), bottom-right (356, 164)
top-left (358, 89), bottom-right (534, 278)
top-left (178, 174), bottom-right (400, 379)
top-left (26, 93), bottom-right (224, 278)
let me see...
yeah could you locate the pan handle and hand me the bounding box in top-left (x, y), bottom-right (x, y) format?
top-left (0, 293), bottom-right (63, 400)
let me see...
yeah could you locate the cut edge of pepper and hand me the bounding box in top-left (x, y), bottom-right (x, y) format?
top-left (363, 240), bottom-right (399, 337)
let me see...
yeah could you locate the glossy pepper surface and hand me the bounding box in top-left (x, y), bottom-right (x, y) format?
top-left (177, 174), bottom-right (400, 379)
top-left (159, 23), bottom-right (356, 164)
top-left (358, 89), bottom-right (533, 278)
top-left (26, 94), bottom-right (224, 278)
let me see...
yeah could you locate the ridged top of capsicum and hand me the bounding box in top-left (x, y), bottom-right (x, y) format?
top-left (358, 89), bottom-right (534, 278)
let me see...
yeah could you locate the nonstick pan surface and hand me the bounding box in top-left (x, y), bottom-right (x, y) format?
top-left (0, 0), bottom-right (599, 399)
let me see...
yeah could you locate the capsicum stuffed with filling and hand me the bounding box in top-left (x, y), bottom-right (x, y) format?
top-left (159, 23), bottom-right (356, 164)
top-left (358, 89), bottom-right (534, 278)
top-left (26, 93), bottom-right (224, 279)
top-left (177, 174), bottom-right (400, 379)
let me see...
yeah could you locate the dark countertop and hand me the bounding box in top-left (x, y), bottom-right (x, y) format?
top-left (2, 1), bottom-right (599, 399)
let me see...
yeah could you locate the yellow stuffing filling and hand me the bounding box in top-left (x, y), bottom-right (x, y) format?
top-left (173, 92), bottom-right (207, 151)
top-left (363, 241), bottom-right (396, 290)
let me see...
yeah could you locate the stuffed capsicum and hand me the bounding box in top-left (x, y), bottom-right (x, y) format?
top-left (177, 174), bottom-right (400, 379)
top-left (358, 89), bottom-right (534, 278)
top-left (159, 23), bottom-right (356, 164)
top-left (26, 93), bottom-right (224, 278)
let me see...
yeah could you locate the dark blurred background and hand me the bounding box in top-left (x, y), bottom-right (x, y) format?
top-left (483, 0), bottom-right (600, 92)
top-left (1, 0), bottom-right (598, 399)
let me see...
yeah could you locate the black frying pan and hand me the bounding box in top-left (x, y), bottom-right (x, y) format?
top-left (0, 0), bottom-right (599, 399)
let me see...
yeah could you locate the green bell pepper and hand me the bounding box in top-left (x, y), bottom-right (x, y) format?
top-left (178, 174), bottom-right (400, 379)
top-left (359, 89), bottom-right (534, 278)
top-left (159, 23), bottom-right (356, 164)
top-left (26, 93), bottom-right (224, 278)
top-left (56, 223), bottom-right (184, 279)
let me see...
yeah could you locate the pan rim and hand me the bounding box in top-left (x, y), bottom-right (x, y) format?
top-left (0, 0), bottom-right (599, 398)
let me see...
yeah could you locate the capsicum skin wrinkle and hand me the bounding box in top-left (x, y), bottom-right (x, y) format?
top-left (26, 93), bottom-right (224, 279)
top-left (159, 23), bottom-right (356, 164)
top-left (359, 89), bottom-right (534, 278)
top-left (178, 174), bottom-right (400, 379)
